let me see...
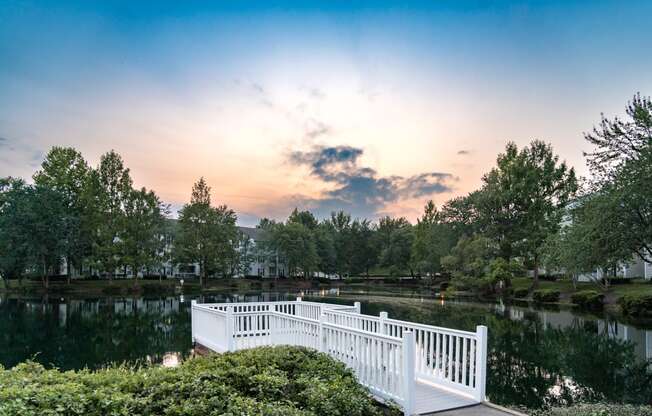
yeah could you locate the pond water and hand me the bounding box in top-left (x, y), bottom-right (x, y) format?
top-left (1, 288), bottom-right (650, 409)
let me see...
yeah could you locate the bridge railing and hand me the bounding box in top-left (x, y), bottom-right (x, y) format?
top-left (322, 309), bottom-right (487, 402)
top-left (191, 299), bottom-right (486, 414)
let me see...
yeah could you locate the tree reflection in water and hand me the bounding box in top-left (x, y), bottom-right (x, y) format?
top-left (358, 298), bottom-right (652, 408)
top-left (0, 292), bottom-right (650, 409)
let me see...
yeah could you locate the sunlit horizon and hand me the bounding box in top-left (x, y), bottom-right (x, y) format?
top-left (2, 1), bottom-right (652, 226)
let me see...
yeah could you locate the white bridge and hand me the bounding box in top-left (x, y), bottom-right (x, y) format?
top-left (191, 298), bottom-right (488, 415)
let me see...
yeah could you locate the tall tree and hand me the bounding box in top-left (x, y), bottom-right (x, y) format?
top-left (121, 187), bottom-right (167, 284)
top-left (411, 200), bottom-right (455, 278)
top-left (174, 178), bottom-right (237, 285)
top-left (350, 219), bottom-right (377, 277)
top-left (329, 211), bottom-right (353, 278)
top-left (0, 178), bottom-right (31, 285)
top-left (23, 185), bottom-right (68, 288)
top-left (33, 147), bottom-right (90, 281)
top-left (584, 93), bottom-right (652, 259)
top-left (542, 192), bottom-right (634, 289)
top-left (376, 216), bottom-right (414, 276)
top-left (477, 141), bottom-right (577, 287)
top-left (85, 151), bottom-right (133, 280)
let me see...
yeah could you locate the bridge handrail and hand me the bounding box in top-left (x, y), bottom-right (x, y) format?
top-left (191, 300), bottom-right (486, 414)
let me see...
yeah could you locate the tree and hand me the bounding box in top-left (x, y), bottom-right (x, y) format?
top-left (121, 187), bottom-right (167, 285)
top-left (33, 147), bottom-right (90, 281)
top-left (85, 151), bottom-right (133, 280)
top-left (23, 185), bottom-right (68, 288)
top-left (441, 235), bottom-right (496, 278)
top-left (584, 93), bottom-right (652, 260)
top-left (328, 211), bottom-right (353, 278)
top-left (542, 192), bottom-right (634, 290)
top-left (376, 216), bottom-right (414, 276)
top-left (349, 219), bottom-right (377, 277)
top-left (273, 221), bottom-right (318, 278)
top-left (174, 178), bottom-right (237, 286)
top-left (477, 141), bottom-right (577, 287)
top-left (411, 200), bottom-right (455, 278)
top-left (0, 178), bottom-right (31, 285)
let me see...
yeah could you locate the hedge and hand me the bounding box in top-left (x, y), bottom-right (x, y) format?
top-left (512, 288), bottom-right (530, 299)
top-left (619, 294), bottom-right (652, 317)
top-left (570, 290), bottom-right (605, 310)
top-left (0, 346), bottom-right (394, 416)
top-left (532, 289), bottom-right (561, 303)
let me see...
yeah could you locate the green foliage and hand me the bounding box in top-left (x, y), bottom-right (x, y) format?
top-left (376, 216), bottom-right (413, 274)
top-left (0, 347), bottom-right (389, 416)
top-left (487, 257), bottom-right (524, 286)
top-left (475, 141), bottom-right (577, 282)
top-left (532, 289), bottom-right (561, 303)
top-left (174, 177), bottom-right (238, 284)
top-left (530, 403), bottom-right (652, 416)
top-left (619, 294), bottom-right (652, 317)
top-left (411, 200), bottom-right (456, 278)
top-left (570, 290), bottom-right (605, 310)
top-left (512, 288), bottom-right (530, 298)
top-left (584, 93), bottom-right (652, 262)
top-left (441, 235), bottom-right (495, 278)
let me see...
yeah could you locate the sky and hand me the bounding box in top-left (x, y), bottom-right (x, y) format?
top-left (1, 0), bottom-right (651, 226)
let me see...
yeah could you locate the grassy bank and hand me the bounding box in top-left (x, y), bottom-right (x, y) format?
top-left (507, 277), bottom-right (652, 316)
top-left (0, 275), bottom-right (430, 297)
top-left (0, 346), bottom-right (396, 416)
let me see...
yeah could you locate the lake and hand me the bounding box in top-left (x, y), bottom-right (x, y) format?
top-left (1, 288), bottom-right (650, 410)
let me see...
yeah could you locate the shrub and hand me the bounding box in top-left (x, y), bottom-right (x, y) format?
top-left (571, 290), bottom-right (605, 310)
top-left (529, 403), bottom-right (652, 416)
top-left (0, 346), bottom-right (392, 416)
top-left (532, 289), bottom-right (560, 303)
top-left (448, 275), bottom-right (493, 295)
top-left (512, 288), bottom-right (530, 299)
top-left (619, 294), bottom-right (652, 317)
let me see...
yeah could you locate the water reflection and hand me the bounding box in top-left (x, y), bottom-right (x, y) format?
top-left (1, 291), bottom-right (651, 409)
top-left (315, 294), bottom-right (652, 408)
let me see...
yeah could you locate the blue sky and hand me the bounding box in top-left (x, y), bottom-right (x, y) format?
top-left (1, 0), bottom-right (651, 225)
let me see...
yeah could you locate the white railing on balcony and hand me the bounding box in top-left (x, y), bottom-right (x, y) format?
top-left (191, 298), bottom-right (487, 415)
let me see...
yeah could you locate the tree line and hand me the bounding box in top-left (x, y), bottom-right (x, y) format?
top-left (1, 94), bottom-right (650, 291)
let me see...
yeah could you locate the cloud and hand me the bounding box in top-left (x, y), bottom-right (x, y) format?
top-left (0, 137), bottom-right (7, 147)
top-left (457, 149), bottom-right (471, 155)
top-left (303, 119), bottom-right (332, 139)
top-left (307, 87), bottom-right (325, 100)
top-left (289, 145), bottom-right (456, 218)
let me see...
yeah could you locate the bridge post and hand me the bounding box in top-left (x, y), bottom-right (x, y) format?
top-left (475, 325), bottom-right (488, 402)
top-left (379, 311), bottom-right (388, 334)
top-left (354, 301), bottom-right (361, 314)
top-left (191, 300), bottom-right (197, 343)
top-left (226, 306), bottom-right (235, 352)
top-left (402, 330), bottom-right (416, 416)
top-left (296, 296), bottom-right (302, 302)
top-left (319, 313), bottom-right (326, 353)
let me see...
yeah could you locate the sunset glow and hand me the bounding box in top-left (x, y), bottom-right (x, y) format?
top-left (2, 1), bottom-right (651, 225)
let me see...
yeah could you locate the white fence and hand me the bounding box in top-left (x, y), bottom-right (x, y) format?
top-left (191, 299), bottom-right (487, 415)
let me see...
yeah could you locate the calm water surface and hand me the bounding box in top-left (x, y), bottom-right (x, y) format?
top-left (1, 288), bottom-right (650, 409)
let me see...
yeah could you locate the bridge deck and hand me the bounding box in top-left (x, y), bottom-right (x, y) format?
top-left (413, 380), bottom-right (477, 414)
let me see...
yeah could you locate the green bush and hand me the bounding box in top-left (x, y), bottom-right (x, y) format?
top-left (532, 289), bottom-right (561, 303)
top-left (512, 288), bottom-right (530, 299)
top-left (530, 403), bottom-right (652, 416)
top-left (0, 346), bottom-right (393, 416)
top-left (448, 275), bottom-right (493, 295)
top-left (571, 290), bottom-right (605, 310)
top-left (619, 294), bottom-right (652, 317)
